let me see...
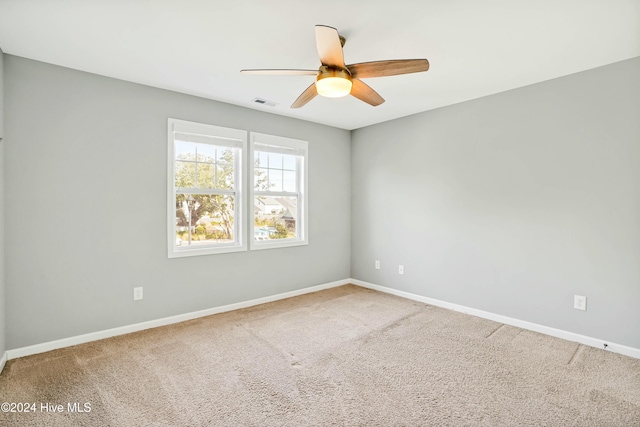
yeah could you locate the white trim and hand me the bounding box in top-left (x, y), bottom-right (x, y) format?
top-left (9, 278), bottom-right (637, 362)
top-left (171, 119), bottom-right (247, 143)
top-left (6, 279), bottom-right (350, 360)
top-left (351, 279), bottom-right (640, 360)
top-left (0, 351), bottom-right (7, 375)
top-left (249, 238), bottom-right (309, 251)
top-left (252, 132), bottom-right (306, 151)
top-left (170, 243), bottom-right (247, 258)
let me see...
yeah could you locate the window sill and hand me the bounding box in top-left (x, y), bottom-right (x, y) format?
top-left (249, 239), bottom-right (308, 251)
top-left (168, 244), bottom-right (247, 258)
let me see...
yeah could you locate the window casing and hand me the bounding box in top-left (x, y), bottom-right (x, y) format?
top-left (168, 119), bottom-right (247, 257)
top-left (250, 133), bottom-right (308, 250)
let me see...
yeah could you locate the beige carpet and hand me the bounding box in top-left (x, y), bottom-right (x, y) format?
top-left (1, 284), bottom-right (639, 426)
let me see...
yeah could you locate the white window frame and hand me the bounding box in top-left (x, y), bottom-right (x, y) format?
top-left (249, 132), bottom-right (308, 250)
top-left (167, 118), bottom-right (247, 258)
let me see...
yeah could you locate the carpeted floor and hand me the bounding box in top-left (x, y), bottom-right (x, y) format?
top-left (1, 284), bottom-right (639, 426)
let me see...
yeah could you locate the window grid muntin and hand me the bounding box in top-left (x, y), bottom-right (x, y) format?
top-left (175, 142), bottom-right (235, 190)
top-left (254, 150), bottom-right (298, 193)
top-left (169, 118), bottom-right (246, 257)
top-left (251, 140), bottom-right (306, 246)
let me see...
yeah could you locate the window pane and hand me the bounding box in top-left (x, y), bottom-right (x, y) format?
top-left (169, 119), bottom-right (248, 257)
top-left (268, 153), bottom-right (283, 169)
top-left (268, 169), bottom-right (283, 192)
top-left (175, 194), bottom-right (236, 247)
top-left (217, 163), bottom-right (235, 190)
top-left (253, 196), bottom-right (297, 240)
top-left (283, 154), bottom-right (296, 171)
top-left (196, 162), bottom-right (215, 189)
top-left (175, 161), bottom-right (195, 187)
top-left (255, 167), bottom-right (269, 191)
top-left (175, 140), bottom-right (196, 161)
top-left (283, 170), bottom-right (296, 192)
top-left (256, 151), bottom-right (268, 168)
top-left (217, 147), bottom-right (233, 164)
top-left (196, 143), bottom-right (215, 162)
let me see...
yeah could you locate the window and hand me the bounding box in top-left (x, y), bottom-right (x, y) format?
top-left (250, 133), bottom-right (308, 250)
top-left (168, 119), bottom-right (247, 257)
top-left (167, 121), bottom-right (307, 257)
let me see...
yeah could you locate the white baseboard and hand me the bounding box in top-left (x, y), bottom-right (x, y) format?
top-left (0, 351), bottom-right (7, 374)
top-left (6, 279), bottom-right (350, 360)
top-left (9, 278), bottom-right (638, 362)
top-left (351, 279), bottom-right (640, 360)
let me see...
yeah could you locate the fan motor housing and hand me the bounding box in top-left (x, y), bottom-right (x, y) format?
top-left (317, 66), bottom-right (351, 80)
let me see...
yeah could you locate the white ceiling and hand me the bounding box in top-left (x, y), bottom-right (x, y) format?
top-left (0, 0), bottom-right (638, 130)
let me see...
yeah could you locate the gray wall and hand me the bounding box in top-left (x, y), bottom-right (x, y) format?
top-left (4, 55), bottom-right (351, 349)
top-left (4, 52), bottom-right (639, 352)
top-left (0, 46), bottom-right (5, 358)
top-left (0, 45), bottom-right (7, 358)
top-left (0, 138), bottom-right (4, 358)
top-left (352, 58), bottom-right (640, 349)
top-left (0, 46), bottom-right (3, 138)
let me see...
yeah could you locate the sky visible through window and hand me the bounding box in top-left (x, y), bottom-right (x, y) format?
top-left (255, 151), bottom-right (297, 192)
top-left (175, 140), bottom-right (234, 190)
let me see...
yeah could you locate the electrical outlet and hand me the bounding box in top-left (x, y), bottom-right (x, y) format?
top-left (398, 265), bottom-right (405, 275)
top-left (375, 260), bottom-right (380, 270)
top-left (133, 287), bottom-right (143, 301)
top-left (574, 295), bottom-right (586, 311)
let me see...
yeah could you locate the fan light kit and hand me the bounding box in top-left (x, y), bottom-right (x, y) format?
top-left (316, 67), bottom-right (352, 98)
top-left (241, 25), bottom-right (429, 108)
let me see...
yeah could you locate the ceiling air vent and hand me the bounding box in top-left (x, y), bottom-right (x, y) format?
top-left (252, 98), bottom-right (277, 107)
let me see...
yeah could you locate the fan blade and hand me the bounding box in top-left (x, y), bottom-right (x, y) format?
top-left (291, 83), bottom-right (318, 108)
top-left (315, 25), bottom-right (345, 68)
top-left (350, 79), bottom-right (384, 106)
top-left (348, 59), bottom-right (429, 78)
top-left (241, 69), bottom-right (318, 76)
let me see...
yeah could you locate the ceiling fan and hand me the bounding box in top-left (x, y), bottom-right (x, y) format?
top-left (241, 25), bottom-right (429, 108)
